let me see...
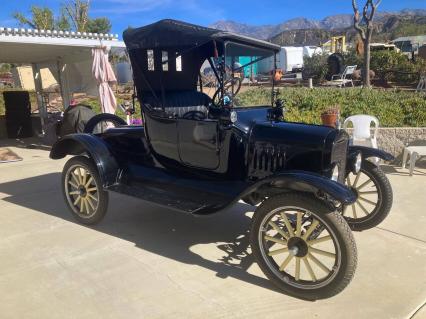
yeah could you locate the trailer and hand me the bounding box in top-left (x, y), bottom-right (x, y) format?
top-left (257, 46), bottom-right (322, 76)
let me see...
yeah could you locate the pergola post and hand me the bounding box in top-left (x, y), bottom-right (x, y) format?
top-left (31, 63), bottom-right (47, 134)
top-left (57, 59), bottom-right (71, 109)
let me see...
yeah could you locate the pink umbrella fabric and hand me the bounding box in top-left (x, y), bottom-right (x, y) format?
top-left (92, 47), bottom-right (117, 114)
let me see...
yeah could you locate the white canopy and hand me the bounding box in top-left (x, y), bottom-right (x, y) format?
top-left (0, 27), bottom-right (126, 129)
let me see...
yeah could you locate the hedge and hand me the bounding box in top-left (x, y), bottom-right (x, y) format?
top-left (237, 87), bottom-right (426, 127)
top-left (1, 87), bottom-right (425, 127)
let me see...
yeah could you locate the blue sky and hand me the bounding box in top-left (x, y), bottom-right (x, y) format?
top-left (1, 0), bottom-right (425, 36)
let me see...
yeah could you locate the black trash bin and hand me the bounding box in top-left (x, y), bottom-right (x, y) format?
top-left (3, 91), bottom-right (33, 138)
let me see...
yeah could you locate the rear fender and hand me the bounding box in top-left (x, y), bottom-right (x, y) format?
top-left (50, 134), bottom-right (120, 187)
top-left (244, 171), bottom-right (356, 206)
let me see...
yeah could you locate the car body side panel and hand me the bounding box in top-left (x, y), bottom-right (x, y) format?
top-left (111, 163), bottom-right (355, 215)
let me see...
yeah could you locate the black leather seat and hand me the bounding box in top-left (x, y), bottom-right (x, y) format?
top-left (142, 91), bottom-right (211, 117)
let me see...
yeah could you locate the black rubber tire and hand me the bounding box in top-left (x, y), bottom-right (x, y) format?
top-left (61, 156), bottom-right (109, 225)
top-left (84, 114), bottom-right (127, 134)
top-left (345, 160), bottom-right (393, 231)
top-left (250, 192), bottom-right (357, 300)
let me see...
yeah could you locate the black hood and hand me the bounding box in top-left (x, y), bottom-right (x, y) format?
top-left (234, 107), bottom-right (339, 175)
top-left (234, 107), bottom-right (335, 148)
top-left (250, 121), bottom-right (336, 150)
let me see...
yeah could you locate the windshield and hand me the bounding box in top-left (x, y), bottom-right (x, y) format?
top-left (198, 41), bottom-right (276, 108)
top-left (226, 42), bottom-right (276, 107)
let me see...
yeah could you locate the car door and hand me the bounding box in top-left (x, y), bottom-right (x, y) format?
top-left (177, 118), bottom-right (220, 170)
top-left (143, 112), bottom-right (180, 162)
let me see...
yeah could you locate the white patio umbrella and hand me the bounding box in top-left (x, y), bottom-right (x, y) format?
top-left (92, 47), bottom-right (117, 114)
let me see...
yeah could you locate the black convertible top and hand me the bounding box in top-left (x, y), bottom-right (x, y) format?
top-left (123, 19), bottom-right (280, 52)
top-left (123, 19), bottom-right (280, 99)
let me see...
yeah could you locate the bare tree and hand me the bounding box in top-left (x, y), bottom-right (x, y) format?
top-left (352, 0), bottom-right (382, 87)
top-left (63, 0), bottom-right (90, 32)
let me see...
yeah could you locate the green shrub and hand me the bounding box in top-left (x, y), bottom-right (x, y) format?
top-left (303, 53), bottom-right (329, 83)
top-left (369, 51), bottom-right (422, 83)
top-left (342, 50), bottom-right (363, 68)
top-left (237, 87), bottom-right (426, 127)
top-left (303, 50), bottom-right (426, 85)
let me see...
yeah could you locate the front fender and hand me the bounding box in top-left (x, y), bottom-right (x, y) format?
top-left (243, 171), bottom-right (356, 206)
top-left (50, 134), bottom-right (120, 187)
top-left (349, 145), bottom-right (394, 162)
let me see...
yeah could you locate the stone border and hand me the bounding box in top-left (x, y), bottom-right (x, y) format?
top-left (346, 127), bottom-right (426, 160)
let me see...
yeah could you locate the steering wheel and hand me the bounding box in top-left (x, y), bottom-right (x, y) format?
top-left (181, 110), bottom-right (206, 120)
top-left (212, 76), bottom-right (242, 106)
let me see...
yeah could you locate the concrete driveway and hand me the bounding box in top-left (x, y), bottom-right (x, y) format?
top-left (0, 140), bottom-right (425, 319)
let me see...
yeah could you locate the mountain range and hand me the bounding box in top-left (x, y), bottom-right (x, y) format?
top-left (209, 9), bottom-right (426, 43)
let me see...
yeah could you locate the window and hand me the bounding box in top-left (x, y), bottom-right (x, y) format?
top-left (176, 53), bottom-right (182, 71)
top-left (147, 50), bottom-right (154, 71)
top-left (162, 51), bottom-right (168, 71)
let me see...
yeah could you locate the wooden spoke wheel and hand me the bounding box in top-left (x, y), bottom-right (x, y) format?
top-left (62, 156), bottom-right (109, 225)
top-left (251, 193), bottom-right (357, 300)
top-left (343, 160), bottom-right (393, 231)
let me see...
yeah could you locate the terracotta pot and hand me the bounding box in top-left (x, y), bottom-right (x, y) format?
top-left (321, 113), bottom-right (338, 127)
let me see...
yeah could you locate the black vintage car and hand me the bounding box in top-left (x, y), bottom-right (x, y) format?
top-left (50, 20), bottom-right (394, 299)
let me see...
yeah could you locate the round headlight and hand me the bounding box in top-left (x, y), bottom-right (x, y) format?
top-left (354, 153), bottom-right (362, 174)
top-left (230, 111), bottom-right (238, 123)
top-left (331, 165), bottom-right (339, 182)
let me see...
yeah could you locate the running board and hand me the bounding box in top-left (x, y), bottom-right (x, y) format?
top-left (107, 164), bottom-right (249, 214)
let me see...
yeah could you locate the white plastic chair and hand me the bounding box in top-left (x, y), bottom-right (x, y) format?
top-left (343, 115), bottom-right (380, 164)
top-left (331, 65), bottom-right (357, 87)
top-left (402, 146), bottom-right (426, 176)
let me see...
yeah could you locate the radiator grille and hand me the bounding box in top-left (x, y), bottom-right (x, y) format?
top-left (331, 131), bottom-right (349, 183)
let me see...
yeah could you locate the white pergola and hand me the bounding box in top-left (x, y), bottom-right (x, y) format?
top-left (0, 27), bottom-right (126, 130)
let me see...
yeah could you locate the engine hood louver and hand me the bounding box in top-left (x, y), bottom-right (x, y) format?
top-left (249, 142), bottom-right (287, 178)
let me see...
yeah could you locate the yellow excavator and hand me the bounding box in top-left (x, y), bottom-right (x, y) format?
top-left (321, 36), bottom-right (347, 80)
top-left (322, 36), bottom-right (347, 54)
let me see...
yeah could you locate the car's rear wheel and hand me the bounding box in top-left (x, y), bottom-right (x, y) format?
top-left (343, 160), bottom-right (393, 231)
top-left (250, 193), bottom-right (357, 300)
top-left (62, 156), bottom-right (108, 225)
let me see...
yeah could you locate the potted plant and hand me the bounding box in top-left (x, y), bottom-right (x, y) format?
top-left (321, 105), bottom-right (340, 128)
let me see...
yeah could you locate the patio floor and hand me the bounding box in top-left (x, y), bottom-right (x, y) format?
top-left (0, 139), bottom-right (425, 319)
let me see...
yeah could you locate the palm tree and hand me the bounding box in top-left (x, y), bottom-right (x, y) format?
top-left (13, 6), bottom-right (55, 30)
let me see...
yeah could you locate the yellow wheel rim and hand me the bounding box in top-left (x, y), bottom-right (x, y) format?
top-left (65, 165), bottom-right (99, 218)
top-left (259, 207), bottom-right (340, 289)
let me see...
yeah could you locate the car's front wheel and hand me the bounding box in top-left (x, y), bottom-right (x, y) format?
top-left (62, 156), bottom-right (109, 225)
top-left (343, 160), bottom-right (393, 231)
top-left (250, 193), bottom-right (357, 300)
